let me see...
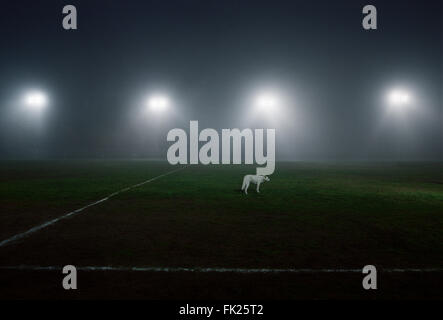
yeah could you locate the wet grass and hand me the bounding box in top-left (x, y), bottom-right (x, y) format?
top-left (0, 161), bottom-right (442, 299)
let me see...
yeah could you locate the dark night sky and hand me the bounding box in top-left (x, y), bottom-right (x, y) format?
top-left (0, 0), bottom-right (442, 160)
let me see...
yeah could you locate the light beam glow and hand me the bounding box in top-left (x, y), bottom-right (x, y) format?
top-left (24, 90), bottom-right (48, 111)
top-left (387, 88), bottom-right (412, 111)
top-left (147, 94), bottom-right (170, 113)
top-left (254, 92), bottom-right (280, 114)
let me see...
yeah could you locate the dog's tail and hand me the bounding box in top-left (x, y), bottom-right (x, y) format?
top-left (241, 176), bottom-right (247, 190)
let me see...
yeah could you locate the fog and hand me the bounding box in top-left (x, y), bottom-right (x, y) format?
top-left (0, 0), bottom-right (442, 160)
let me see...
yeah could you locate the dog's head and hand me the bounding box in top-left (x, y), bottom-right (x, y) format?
top-left (264, 176), bottom-right (270, 182)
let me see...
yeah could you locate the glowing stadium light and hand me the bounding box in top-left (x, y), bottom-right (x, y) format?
top-left (387, 89), bottom-right (412, 111)
top-left (24, 90), bottom-right (48, 111)
top-left (254, 92), bottom-right (280, 114)
top-left (146, 94), bottom-right (170, 113)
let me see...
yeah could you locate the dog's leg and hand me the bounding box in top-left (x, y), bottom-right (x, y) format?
top-left (257, 182), bottom-right (260, 193)
top-left (244, 182), bottom-right (249, 194)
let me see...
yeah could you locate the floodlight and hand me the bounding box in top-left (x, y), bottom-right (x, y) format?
top-left (24, 90), bottom-right (48, 111)
top-left (254, 92), bottom-right (280, 113)
top-left (147, 95), bottom-right (170, 113)
top-left (387, 89), bottom-right (411, 111)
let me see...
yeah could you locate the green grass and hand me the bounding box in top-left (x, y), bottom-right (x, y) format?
top-left (0, 161), bottom-right (442, 269)
top-left (0, 160), bottom-right (171, 238)
top-left (0, 160), bottom-right (442, 299)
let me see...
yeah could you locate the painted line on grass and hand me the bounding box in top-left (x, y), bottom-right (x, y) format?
top-left (0, 265), bottom-right (442, 273)
top-left (0, 166), bottom-right (187, 248)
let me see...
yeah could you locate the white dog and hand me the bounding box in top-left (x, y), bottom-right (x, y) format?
top-left (241, 175), bottom-right (270, 194)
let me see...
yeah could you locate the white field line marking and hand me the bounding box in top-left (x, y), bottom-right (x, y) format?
top-left (0, 266), bottom-right (442, 273)
top-left (0, 166), bottom-right (187, 248)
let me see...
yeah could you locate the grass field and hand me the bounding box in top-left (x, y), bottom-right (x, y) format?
top-left (0, 160), bottom-right (442, 299)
